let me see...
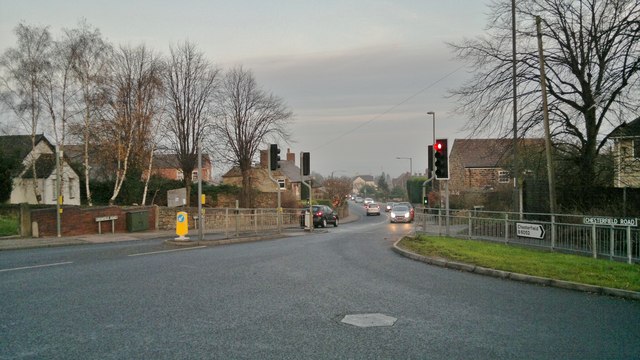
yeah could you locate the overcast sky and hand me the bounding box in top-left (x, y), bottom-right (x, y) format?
top-left (0, 0), bottom-right (491, 180)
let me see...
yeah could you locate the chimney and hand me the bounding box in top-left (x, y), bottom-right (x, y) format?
top-left (286, 148), bottom-right (295, 164)
top-left (260, 149), bottom-right (268, 168)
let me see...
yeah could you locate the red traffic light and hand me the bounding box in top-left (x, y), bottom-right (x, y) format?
top-left (434, 141), bottom-right (445, 151)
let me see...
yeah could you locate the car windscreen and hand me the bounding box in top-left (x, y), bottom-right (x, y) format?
top-left (392, 206), bottom-right (409, 212)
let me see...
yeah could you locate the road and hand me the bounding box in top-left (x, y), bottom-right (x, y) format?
top-left (1, 202), bottom-right (639, 359)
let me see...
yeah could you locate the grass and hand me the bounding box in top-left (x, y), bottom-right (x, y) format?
top-left (399, 235), bottom-right (640, 292)
top-left (0, 215), bottom-right (19, 237)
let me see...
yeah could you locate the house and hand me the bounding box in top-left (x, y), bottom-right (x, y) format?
top-left (0, 134), bottom-right (81, 205)
top-left (148, 153), bottom-right (213, 182)
top-left (221, 148), bottom-right (303, 206)
top-left (352, 175), bottom-right (377, 195)
top-left (609, 116), bottom-right (640, 188)
top-left (447, 138), bottom-right (545, 201)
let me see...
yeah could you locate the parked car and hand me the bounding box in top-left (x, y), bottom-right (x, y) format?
top-left (385, 202), bottom-right (395, 212)
top-left (366, 202), bottom-right (381, 216)
top-left (300, 205), bottom-right (339, 228)
top-left (390, 204), bottom-right (413, 223)
top-left (364, 198), bottom-right (374, 205)
top-left (395, 202), bottom-right (415, 222)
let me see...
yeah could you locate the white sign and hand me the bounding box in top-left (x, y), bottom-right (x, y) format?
top-left (95, 215), bottom-right (118, 222)
top-left (583, 217), bottom-right (638, 227)
top-left (516, 223), bottom-right (545, 239)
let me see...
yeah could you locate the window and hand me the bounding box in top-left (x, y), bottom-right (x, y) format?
top-left (68, 178), bottom-right (76, 199)
top-left (192, 170), bottom-right (199, 182)
top-left (176, 169), bottom-right (184, 181)
top-left (498, 170), bottom-right (510, 183)
top-left (277, 179), bottom-right (285, 189)
top-left (634, 139), bottom-right (640, 159)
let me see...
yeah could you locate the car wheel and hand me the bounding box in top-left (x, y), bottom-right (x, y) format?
top-left (333, 218), bottom-right (339, 227)
top-left (322, 219), bottom-right (327, 228)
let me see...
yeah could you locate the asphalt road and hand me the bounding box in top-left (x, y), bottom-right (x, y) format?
top-left (1, 202), bottom-right (639, 359)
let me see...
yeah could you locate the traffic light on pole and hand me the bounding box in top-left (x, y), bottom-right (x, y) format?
top-left (301, 152), bottom-right (310, 176)
top-left (269, 144), bottom-right (280, 171)
top-left (434, 139), bottom-right (449, 179)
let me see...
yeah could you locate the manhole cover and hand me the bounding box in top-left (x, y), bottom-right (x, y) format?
top-left (341, 313), bottom-right (397, 327)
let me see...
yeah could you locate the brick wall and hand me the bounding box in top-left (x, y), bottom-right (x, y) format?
top-left (31, 206), bottom-right (157, 237)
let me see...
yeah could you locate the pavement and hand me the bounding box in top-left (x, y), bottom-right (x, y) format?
top-left (0, 213), bottom-right (362, 251)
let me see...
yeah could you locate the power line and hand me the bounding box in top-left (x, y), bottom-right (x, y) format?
top-left (310, 64), bottom-right (465, 151)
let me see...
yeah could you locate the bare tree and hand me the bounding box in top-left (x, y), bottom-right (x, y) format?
top-left (101, 45), bottom-right (164, 205)
top-left (0, 23), bottom-right (52, 203)
top-left (323, 176), bottom-right (352, 208)
top-left (164, 41), bottom-right (219, 207)
top-left (66, 20), bottom-right (112, 206)
top-left (213, 66), bottom-right (293, 208)
top-left (449, 0), bottom-right (640, 190)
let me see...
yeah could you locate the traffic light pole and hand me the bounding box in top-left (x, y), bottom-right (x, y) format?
top-left (300, 152), bottom-right (313, 232)
top-left (268, 145), bottom-right (282, 233)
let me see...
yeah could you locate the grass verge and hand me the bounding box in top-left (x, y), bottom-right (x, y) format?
top-left (0, 215), bottom-right (19, 237)
top-left (399, 235), bottom-right (640, 292)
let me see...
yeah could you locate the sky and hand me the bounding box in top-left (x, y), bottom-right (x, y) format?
top-left (0, 0), bottom-right (491, 180)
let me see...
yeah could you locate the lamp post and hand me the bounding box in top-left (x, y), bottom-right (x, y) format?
top-left (427, 112), bottom-right (436, 178)
top-left (396, 156), bottom-right (412, 200)
top-left (395, 157), bottom-right (412, 177)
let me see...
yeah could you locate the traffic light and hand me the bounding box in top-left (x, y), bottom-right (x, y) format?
top-left (423, 196), bottom-right (428, 206)
top-left (301, 152), bottom-right (310, 176)
top-left (269, 144), bottom-right (280, 171)
top-left (434, 138), bottom-right (449, 179)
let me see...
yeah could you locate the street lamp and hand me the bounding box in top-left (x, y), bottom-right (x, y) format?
top-left (395, 157), bottom-right (412, 176)
top-left (427, 112), bottom-right (436, 178)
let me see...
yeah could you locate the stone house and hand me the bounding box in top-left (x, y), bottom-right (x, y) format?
top-left (447, 138), bottom-right (545, 205)
top-left (609, 116), bottom-right (640, 188)
top-left (352, 175), bottom-right (377, 195)
top-left (0, 134), bottom-right (81, 205)
top-left (221, 148), bottom-right (303, 207)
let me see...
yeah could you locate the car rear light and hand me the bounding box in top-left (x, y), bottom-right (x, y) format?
top-left (315, 211), bottom-right (323, 216)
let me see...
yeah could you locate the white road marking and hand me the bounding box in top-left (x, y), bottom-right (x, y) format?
top-left (0, 261), bottom-right (73, 273)
top-left (128, 246), bottom-right (206, 257)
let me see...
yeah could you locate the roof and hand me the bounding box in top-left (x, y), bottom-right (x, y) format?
top-left (354, 175), bottom-right (375, 182)
top-left (153, 153), bottom-right (212, 169)
top-left (222, 159), bottom-right (302, 182)
top-left (609, 117), bottom-right (640, 138)
top-left (20, 153), bottom-right (57, 178)
top-left (0, 134), bottom-right (51, 161)
top-left (451, 138), bottom-right (545, 168)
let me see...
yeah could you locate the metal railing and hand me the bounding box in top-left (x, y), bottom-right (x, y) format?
top-left (414, 207), bottom-right (640, 264)
top-left (192, 208), bottom-right (302, 237)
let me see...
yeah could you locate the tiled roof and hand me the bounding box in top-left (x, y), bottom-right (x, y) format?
top-left (451, 138), bottom-right (545, 168)
top-left (21, 153), bottom-right (56, 178)
top-left (0, 134), bottom-right (50, 160)
top-left (609, 117), bottom-right (640, 138)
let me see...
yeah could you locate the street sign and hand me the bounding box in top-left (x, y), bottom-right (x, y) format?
top-left (583, 217), bottom-right (638, 227)
top-left (516, 222), bottom-right (545, 239)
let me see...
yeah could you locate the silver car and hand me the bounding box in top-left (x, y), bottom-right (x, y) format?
top-left (390, 205), bottom-right (412, 223)
top-left (366, 202), bottom-right (381, 216)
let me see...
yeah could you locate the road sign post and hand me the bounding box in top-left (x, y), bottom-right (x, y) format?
top-left (175, 211), bottom-right (190, 241)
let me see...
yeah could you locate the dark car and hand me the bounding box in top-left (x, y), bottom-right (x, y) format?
top-left (300, 205), bottom-right (339, 228)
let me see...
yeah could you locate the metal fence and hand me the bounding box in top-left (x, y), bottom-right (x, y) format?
top-left (192, 208), bottom-right (302, 237)
top-left (414, 207), bottom-right (640, 264)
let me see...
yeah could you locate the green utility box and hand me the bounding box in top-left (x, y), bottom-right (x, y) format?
top-left (126, 211), bottom-right (149, 232)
